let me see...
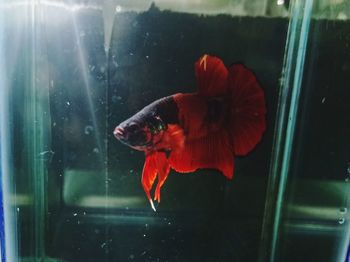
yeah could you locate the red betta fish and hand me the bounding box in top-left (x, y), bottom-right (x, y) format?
top-left (114, 54), bottom-right (266, 211)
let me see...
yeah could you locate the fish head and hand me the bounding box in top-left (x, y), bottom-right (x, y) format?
top-left (113, 111), bottom-right (167, 152)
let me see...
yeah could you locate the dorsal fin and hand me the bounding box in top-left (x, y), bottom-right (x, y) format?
top-left (195, 54), bottom-right (228, 97)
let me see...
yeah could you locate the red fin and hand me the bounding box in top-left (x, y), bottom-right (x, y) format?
top-left (195, 54), bottom-right (228, 97)
top-left (154, 124), bottom-right (185, 152)
top-left (142, 151), bottom-right (170, 210)
top-left (228, 64), bottom-right (266, 156)
top-left (169, 130), bottom-right (234, 179)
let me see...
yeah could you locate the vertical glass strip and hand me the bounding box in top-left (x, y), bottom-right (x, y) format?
top-left (259, 0), bottom-right (313, 261)
top-left (0, 3), bottom-right (17, 262)
top-left (0, 7), bottom-right (7, 261)
top-left (28, 0), bottom-right (51, 259)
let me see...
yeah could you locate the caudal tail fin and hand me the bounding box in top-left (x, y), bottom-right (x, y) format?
top-left (195, 54), bottom-right (266, 156)
top-left (227, 64), bottom-right (266, 156)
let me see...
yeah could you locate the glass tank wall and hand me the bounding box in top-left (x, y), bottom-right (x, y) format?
top-left (0, 0), bottom-right (349, 261)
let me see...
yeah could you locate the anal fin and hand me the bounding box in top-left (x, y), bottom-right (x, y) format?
top-left (169, 131), bottom-right (234, 179)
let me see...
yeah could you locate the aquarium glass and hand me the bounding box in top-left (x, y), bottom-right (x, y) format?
top-left (260, 0), bottom-right (350, 261)
top-left (0, 0), bottom-right (349, 261)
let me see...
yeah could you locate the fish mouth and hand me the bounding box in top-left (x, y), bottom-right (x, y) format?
top-left (113, 126), bottom-right (152, 149)
top-left (113, 126), bottom-right (125, 139)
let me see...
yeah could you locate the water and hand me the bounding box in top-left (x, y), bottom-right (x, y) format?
top-left (1, 1), bottom-right (350, 262)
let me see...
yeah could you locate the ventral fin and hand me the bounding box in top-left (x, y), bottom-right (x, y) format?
top-left (141, 151), bottom-right (170, 210)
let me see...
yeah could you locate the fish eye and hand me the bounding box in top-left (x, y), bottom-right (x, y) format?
top-left (128, 122), bottom-right (139, 133)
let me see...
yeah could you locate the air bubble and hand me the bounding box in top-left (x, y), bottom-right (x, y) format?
top-left (338, 217), bottom-right (345, 224)
top-left (84, 125), bottom-right (94, 135)
top-left (339, 207), bottom-right (347, 214)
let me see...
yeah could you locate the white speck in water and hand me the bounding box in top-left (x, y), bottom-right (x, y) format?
top-left (321, 97), bottom-right (326, 103)
top-left (66, 101), bottom-right (70, 106)
top-left (277, 0), bottom-right (284, 5)
top-left (73, 213), bottom-right (77, 216)
top-left (340, 207), bottom-right (347, 214)
top-left (93, 148), bottom-right (100, 154)
top-left (101, 242), bottom-right (106, 248)
top-left (83, 211), bottom-right (87, 215)
top-left (77, 220), bottom-right (80, 225)
top-left (84, 125), bottom-right (94, 135)
top-left (17, 208), bottom-right (20, 212)
top-left (129, 169), bottom-right (134, 174)
top-left (116, 5), bottom-right (122, 13)
top-left (146, 55), bottom-right (149, 59)
top-left (167, 222), bottom-right (171, 225)
top-left (143, 234), bottom-right (146, 237)
top-left (90, 65), bottom-right (95, 72)
top-left (338, 217), bottom-right (345, 224)
top-left (128, 254), bottom-right (135, 260)
top-left (38, 150), bottom-right (54, 156)
top-left (346, 177), bottom-right (350, 182)
top-left (129, 52), bottom-right (134, 56)
top-left (100, 66), bottom-right (106, 73)
top-left (112, 95), bottom-right (122, 103)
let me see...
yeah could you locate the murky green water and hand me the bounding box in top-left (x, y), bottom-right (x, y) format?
top-left (0, 1), bottom-right (350, 261)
